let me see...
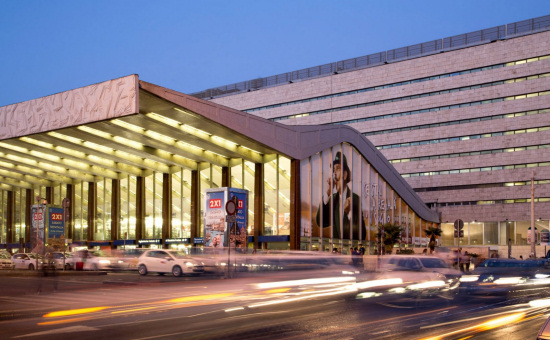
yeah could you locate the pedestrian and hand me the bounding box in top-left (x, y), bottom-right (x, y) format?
top-left (351, 247), bottom-right (360, 267)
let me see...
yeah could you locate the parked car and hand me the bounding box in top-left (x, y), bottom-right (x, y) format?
top-left (0, 251), bottom-right (14, 270)
top-left (11, 253), bottom-right (45, 270)
top-left (137, 250), bottom-right (204, 277)
top-left (44, 252), bottom-right (73, 270)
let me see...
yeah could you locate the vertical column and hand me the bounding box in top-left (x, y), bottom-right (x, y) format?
top-left (190, 170), bottom-right (199, 240)
top-left (254, 163), bottom-right (264, 250)
top-left (110, 179), bottom-right (120, 249)
top-left (6, 191), bottom-right (14, 245)
top-left (87, 182), bottom-right (97, 242)
top-left (45, 187), bottom-right (53, 206)
top-left (65, 184), bottom-right (74, 240)
top-left (25, 189), bottom-right (32, 249)
top-left (290, 159), bottom-right (300, 250)
top-left (222, 166), bottom-right (230, 188)
top-left (162, 173), bottom-right (172, 245)
top-left (135, 177), bottom-right (145, 242)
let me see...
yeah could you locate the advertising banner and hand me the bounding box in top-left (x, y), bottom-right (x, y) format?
top-left (204, 188), bottom-right (248, 249)
top-left (48, 207), bottom-right (65, 238)
top-left (229, 189), bottom-right (248, 250)
top-left (31, 205), bottom-right (45, 252)
top-left (204, 190), bottom-right (226, 248)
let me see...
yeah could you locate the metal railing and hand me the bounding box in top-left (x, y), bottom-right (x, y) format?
top-left (191, 15), bottom-right (550, 100)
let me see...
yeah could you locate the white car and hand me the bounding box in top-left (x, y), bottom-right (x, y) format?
top-left (45, 252), bottom-right (73, 270)
top-left (11, 253), bottom-right (44, 270)
top-left (83, 250), bottom-right (124, 271)
top-left (137, 250), bottom-right (204, 277)
top-left (0, 251), bottom-right (14, 270)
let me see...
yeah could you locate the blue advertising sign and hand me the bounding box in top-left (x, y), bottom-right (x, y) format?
top-left (228, 189), bottom-right (248, 250)
top-left (48, 207), bottom-right (65, 238)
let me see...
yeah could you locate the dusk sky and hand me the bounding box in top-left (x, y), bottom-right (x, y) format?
top-left (1, 0), bottom-right (549, 107)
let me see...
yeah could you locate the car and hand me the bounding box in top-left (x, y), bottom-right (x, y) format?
top-left (137, 249), bottom-right (204, 277)
top-left (458, 258), bottom-right (550, 298)
top-left (0, 251), bottom-right (14, 270)
top-left (44, 252), bottom-right (73, 270)
top-left (362, 255), bottom-right (463, 302)
top-left (11, 253), bottom-right (45, 270)
top-left (82, 250), bottom-right (125, 271)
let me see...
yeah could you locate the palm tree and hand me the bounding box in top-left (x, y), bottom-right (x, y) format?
top-left (377, 223), bottom-right (402, 255)
top-left (424, 226), bottom-right (442, 254)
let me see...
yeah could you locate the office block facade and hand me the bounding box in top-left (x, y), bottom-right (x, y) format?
top-left (202, 16), bottom-right (550, 249)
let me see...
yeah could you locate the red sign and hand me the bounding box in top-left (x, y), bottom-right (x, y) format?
top-left (238, 200), bottom-right (243, 209)
top-left (50, 213), bottom-right (63, 221)
top-left (34, 212), bottom-right (43, 221)
top-left (209, 199), bottom-right (222, 209)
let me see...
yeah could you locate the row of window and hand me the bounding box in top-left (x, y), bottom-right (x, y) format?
top-left (367, 108), bottom-right (549, 137)
top-left (415, 179), bottom-right (550, 193)
top-left (434, 197), bottom-right (550, 207)
top-left (274, 73), bottom-right (550, 121)
top-left (439, 220), bottom-right (550, 247)
top-left (402, 161), bottom-right (550, 178)
top-left (245, 54), bottom-right (549, 115)
top-left (379, 125), bottom-right (550, 150)
top-left (389, 143), bottom-right (550, 164)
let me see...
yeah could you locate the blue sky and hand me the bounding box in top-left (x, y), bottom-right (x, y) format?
top-left (1, 0), bottom-right (549, 107)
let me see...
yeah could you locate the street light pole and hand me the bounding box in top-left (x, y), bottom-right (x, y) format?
top-left (531, 170), bottom-right (536, 258)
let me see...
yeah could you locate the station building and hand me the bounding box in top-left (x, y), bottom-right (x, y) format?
top-left (0, 75), bottom-right (438, 254)
top-left (195, 15), bottom-right (550, 253)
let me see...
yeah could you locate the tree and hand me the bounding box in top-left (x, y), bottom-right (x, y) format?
top-left (424, 226), bottom-right (442, 254)
top-left (377, 223), bottom-right (402, 255)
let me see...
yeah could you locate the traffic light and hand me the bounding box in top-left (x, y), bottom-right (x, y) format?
top-left (454, 219), bottom-right (464, 238)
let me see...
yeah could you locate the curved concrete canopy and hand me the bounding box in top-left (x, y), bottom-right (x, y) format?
top-left (0, 75), bottom-right (438, 223)
top-left (141, 80), bottom-right (440, 223)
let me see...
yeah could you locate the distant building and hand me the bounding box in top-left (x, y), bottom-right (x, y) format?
top-left (197, 15), bottom-right (550, 250)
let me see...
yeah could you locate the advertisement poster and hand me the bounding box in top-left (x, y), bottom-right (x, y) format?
top-left (204, 188), bottom-right (248, 249)
top-left (228, 189), bottom-right (248, 250)
top-left (204, 190), bottom-right (226, 248)
top-left (48, 207), bottom-right (65, 238)
top-left (30, 205), bottom-right (45, 252)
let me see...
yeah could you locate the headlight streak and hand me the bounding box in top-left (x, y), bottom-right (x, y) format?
top-left (406, 280), bottom-right (446, 290)
top-left (493, 277), bottom-right (524, 285)
top-left (253, 276), bottom-right (355, 289)
top-left (246, 285), bottom-right (357, 308)
top-left (354, 278), bottom-right (403, 290)
top-left (44, 307), bottom-right (109, 318)
top-left (419, 312), bottom-right (526, 340)
top-left (459, 275), bottom-right (479, 282)
top-left (529, 298), bottom-right (550, 308)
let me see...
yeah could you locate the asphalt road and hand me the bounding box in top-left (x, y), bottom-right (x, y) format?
top-left (0, 270), bottom-right (549, 339)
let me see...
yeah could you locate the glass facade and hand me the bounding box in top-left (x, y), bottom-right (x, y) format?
top-left (0, 145), bottom-right (546, 253)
